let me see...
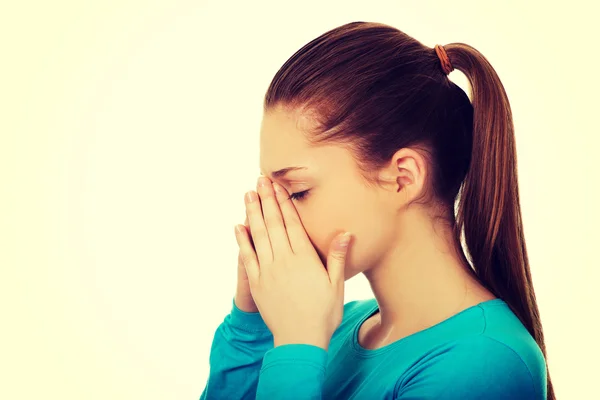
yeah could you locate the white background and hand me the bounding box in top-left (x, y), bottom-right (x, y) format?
top-left (1, 1), bottom-right (597, 398)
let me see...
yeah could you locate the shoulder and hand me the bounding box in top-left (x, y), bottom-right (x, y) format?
top-left (396, 334), bottom-right (546, 400)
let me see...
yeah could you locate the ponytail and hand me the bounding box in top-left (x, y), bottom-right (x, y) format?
top-left (446, 43), bottom-right (555, 400)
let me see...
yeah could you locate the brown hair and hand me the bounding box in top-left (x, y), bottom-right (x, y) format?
top-left (262, 21), bottom-right (554, 399)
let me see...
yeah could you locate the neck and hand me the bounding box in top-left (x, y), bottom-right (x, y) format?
top-left (363, 208), bottom-right (490, 335)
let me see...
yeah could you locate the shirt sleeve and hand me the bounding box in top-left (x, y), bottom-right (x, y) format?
top-left (255, 343), bottom-right (328, 399)
top-left (395, 335), bottom-right (546, 400)
top-left (200, 297), bottom-right (274, 400)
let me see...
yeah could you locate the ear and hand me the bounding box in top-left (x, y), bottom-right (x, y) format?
top-left (378, 147), bottom-right (427, 205)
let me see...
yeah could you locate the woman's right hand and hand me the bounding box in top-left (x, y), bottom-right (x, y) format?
top-left (234, 216), bottom-right (260, 313)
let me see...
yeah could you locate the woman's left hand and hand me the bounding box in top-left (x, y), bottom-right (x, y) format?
top-left (234, 176), bottom-right (353, 351)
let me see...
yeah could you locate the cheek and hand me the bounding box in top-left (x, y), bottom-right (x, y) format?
top-left (301, 221), bottom-right (337, 263)
top-left (296, 214), bottom-right (342, 263)
top-left (299, 212), bottom-right (357, 268)
top-left (314, 208), bottom-right (389, 275)
top-left (295, 185), bottom-right (376, 266)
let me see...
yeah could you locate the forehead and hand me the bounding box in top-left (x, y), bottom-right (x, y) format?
top-left (259, 108), bottom-right (313, 175)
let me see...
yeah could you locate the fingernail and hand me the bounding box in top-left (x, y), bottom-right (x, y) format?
top-left (245, 191), bottom-right (257, 203)
top-left (339, 232), bottom-right (352, 248)
top-left (258, 177), bottom-right (269, 187)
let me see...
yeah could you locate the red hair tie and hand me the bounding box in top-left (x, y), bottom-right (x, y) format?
top-left (434, 44), bottom-right (454, 75)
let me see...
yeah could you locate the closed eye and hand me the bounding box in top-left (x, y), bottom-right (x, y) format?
top-left (289, 190), bottom-right (309, 201)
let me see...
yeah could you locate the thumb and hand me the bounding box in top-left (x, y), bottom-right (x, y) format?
top-left (326, 232), bottom-right (352, 285)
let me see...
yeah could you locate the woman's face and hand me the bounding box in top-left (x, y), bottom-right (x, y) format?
top-left (259, 107), bottom-right (401, 281)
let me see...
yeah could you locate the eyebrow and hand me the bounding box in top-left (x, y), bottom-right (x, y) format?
top-left (260, 166), bottom-right (308, 180)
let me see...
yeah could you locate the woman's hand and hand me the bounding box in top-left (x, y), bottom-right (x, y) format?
top-left (234, 176), bottom-right (353, 350)
top-left (234, 216), bottom-right (259, 313)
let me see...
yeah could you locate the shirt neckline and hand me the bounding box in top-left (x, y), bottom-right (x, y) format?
top-left (350, 298), bottom-right (506, 358)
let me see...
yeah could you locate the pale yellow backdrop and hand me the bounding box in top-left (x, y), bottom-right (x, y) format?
top-left (1, 1), bottom-right (597, 399)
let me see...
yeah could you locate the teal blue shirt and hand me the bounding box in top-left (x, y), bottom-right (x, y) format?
top-left (200, 297), bottom-right (547, 399)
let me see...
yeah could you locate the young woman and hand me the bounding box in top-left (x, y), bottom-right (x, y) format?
top-left (200, 21), bottom-right (554, 399)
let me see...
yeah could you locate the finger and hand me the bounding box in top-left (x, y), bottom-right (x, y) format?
top-left (257, 178), bottom-right (292, 256)
top-left (244, 215), bottom-right (255, 251)
top-left (326, 233), bottom-right (352, 286)
top-left (245, 190), bottom-right (273, 265)
top-left (234, 224), bottom-right (260, 284)
top-left (272, 182), bottom-right (312, 254)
